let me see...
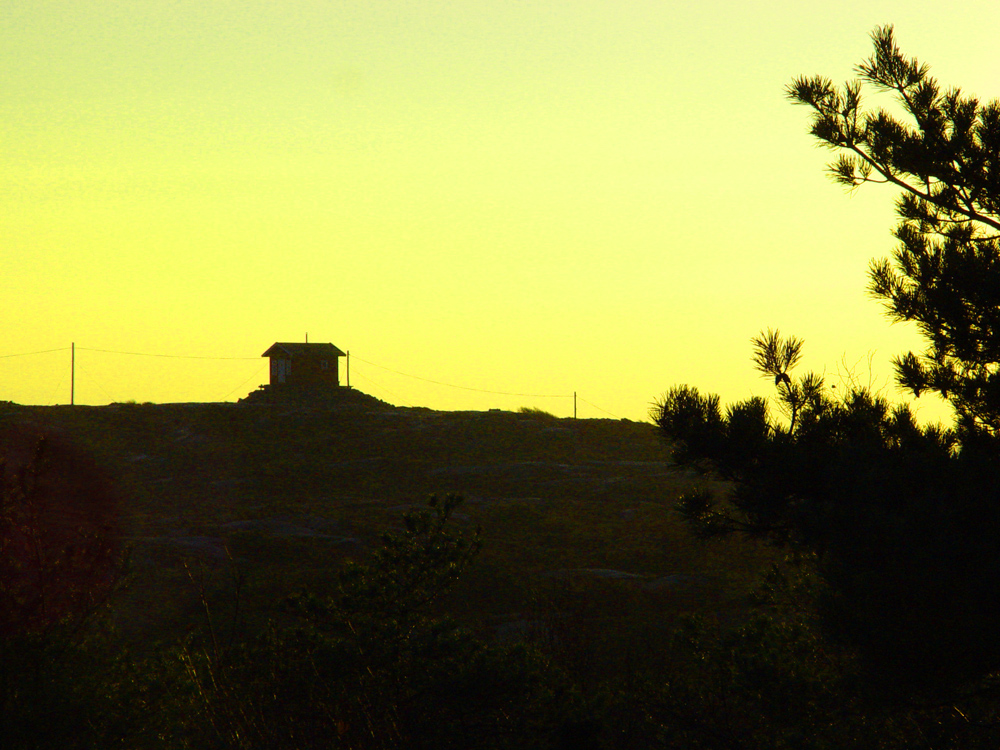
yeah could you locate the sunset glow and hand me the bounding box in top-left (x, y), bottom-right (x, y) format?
top-left (4, 1), bottom-right (996, 421)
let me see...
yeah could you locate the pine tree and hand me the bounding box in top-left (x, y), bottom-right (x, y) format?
top-left (787, 25), bottom-right (1000, 436)
top-left (655, 29), bottom-right (1000, 702)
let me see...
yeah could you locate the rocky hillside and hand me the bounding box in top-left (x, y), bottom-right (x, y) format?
top-left (0, 394), bottom-right (762, 643)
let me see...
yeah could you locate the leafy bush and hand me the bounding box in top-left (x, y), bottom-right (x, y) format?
top-left (0, 426), bottom-right (150, 748)
top-left (180, 496), bottom-right (578, 749)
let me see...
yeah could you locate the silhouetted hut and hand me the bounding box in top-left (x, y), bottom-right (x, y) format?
top-left (262, 342), bottom-right (346, 389)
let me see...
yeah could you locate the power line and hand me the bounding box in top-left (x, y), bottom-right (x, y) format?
top-left (220, 363), bottom-right (268, 400)
top-left (3, 344), bottom-right (623, 416)
top-left (73, 361), bottom-right (118, 404)
top-left (350, 367), bottom-right (413, 407)
top-left (577, 395), bottom-right (621, 420)
top-left (0, 347), bottom-right (69, 359)
top-left (350, 354), bottom-right (572, 398)
top-left (77, 347), bottom-right (259, 360)
top-left (44, 369), bottom-right (67, 407)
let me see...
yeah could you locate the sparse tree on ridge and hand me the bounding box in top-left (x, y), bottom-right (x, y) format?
top-left (787, 25), bottom-right (1000, 436)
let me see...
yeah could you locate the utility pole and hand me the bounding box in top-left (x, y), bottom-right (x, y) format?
top-left (71, 342), bottom-right (75, 405)
top-left (573, 391), bottom-right (577, 419)
top-left (346, 350), bottom-right (350, 388)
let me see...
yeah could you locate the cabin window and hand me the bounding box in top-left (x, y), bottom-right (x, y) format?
top-left (271, 359), bottom-right (292, 384)
top-left (273, 359), bottom-right (289, 384)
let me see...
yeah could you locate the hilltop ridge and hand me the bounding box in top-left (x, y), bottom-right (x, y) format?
top-left (0, 395), bottom-right (761, 643)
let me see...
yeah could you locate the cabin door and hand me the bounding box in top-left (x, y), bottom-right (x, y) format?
top-left (273, 358), bottom-right (290, 384)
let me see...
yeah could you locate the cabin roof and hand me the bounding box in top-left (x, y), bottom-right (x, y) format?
top-left (262, 342), bottom-right (346, 359)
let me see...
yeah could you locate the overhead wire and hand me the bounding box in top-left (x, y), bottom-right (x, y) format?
top-left (577, 395), bottom-right (621, 420)
top-left (2, 345), bottom-right (624, 417)
top-left (350, 366), bottom-right (413, 407)
top-left (0, 347), bottom-right (70, 359)
top-left (220, 363), bottom-right (268, 401)
top-left (73, 361), bottom-right (118, 404)
top-left (77, 347), bottom-right (258, 360)
top-left (44, 370), bottom-right (67, 406)
top-left (350, 354), bottom-right (572, 399)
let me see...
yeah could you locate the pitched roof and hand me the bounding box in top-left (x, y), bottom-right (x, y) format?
top-left (261, 342), bottom-right (346, 358)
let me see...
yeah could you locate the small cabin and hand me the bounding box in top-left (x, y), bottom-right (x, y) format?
top-left (262, 342), bottom-right (346, 389)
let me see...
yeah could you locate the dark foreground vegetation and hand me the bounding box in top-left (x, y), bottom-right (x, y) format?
top-left (1, 397), bottom-right (767, 749)
top-left (655, 22), bottom-right (1000, 747)
top-left (4, 26), bottom-right (1000, 748)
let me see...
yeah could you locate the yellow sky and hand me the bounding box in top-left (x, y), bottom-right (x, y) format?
top-left (3, 1), bottom-right (997, 421)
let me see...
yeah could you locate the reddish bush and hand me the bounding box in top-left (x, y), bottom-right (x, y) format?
top-left (0, 425), bottom-right (123, 636)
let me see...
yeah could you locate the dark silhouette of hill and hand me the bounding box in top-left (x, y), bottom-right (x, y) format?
top-left (0, 396), bottom-right (764, 643)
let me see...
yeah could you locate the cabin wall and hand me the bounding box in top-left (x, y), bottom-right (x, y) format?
top-left (269, 355), bottom-right (339, 387)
